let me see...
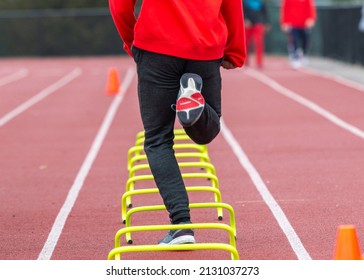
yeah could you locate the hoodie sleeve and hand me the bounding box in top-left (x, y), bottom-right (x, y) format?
top-left (109, 0), bottom-right (137, 56)
top-left (221, 0), bottom-right (247, 67)
top-left (280, 0), bottom-right (288, 25)
top-left (308, 0), bottom-right (317, 21)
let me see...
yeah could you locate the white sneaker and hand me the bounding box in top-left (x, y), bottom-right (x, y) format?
top-left (291, 59), bottom-right (302, 69)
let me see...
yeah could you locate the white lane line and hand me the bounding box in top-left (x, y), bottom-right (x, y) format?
top-left (0, 68), bottom-right (29, 87)
top-left (220, 118), bottom-right (312, 260)
top-left (245, 68), bottom-right (364, 140)
top-left (0, 68), bottom-right (82, 127)
top-left (37, 68), bottom-right (135, 260)
top-left (299, 67), bottom-right (364, 93)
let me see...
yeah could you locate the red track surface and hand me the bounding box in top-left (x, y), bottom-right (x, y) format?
top-left (1, 56), bottom-right (363, 260)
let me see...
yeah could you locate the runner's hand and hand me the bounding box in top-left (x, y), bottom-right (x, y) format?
top-left (221, 60), bottom-right (236, 69)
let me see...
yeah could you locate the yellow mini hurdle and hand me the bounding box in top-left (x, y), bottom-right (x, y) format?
top-left (128, 152), bottom-right (211, 171)
top-left (121, 187), bottom-right (224, 223)
top-left (124, 172), bottom-right (221, 211)
top-left (108, 223), bottom-right (239, 260)
top-left (123, 202), bottom-right (237, 243)
top-left (127, 143), bottom-right (210, 170)
top-left (126, 172), bottom-right (219, 193)
top-left (128, 161), bottom-right (216, 178)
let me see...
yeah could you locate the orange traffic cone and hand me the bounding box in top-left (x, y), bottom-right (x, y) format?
top-left (333, 225), bottom-right (362, 260)
top-left (105, 67), bottom-right (120, 95)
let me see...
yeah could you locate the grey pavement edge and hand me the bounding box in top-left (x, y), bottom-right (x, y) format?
top-left (306, 57), bottom-right (364, 87)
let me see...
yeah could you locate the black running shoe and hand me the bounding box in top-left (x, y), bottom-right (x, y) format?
top-left (158, 224), bottom-right (195, 245)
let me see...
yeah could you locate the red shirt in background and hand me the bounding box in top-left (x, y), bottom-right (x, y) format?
top-left (280, 0), bottom-right (317, 28)
top-left (109, 0), bottom-right (246, 67)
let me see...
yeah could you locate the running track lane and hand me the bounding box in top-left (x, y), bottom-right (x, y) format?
top-left (0, 57), bottom-right (137, 259)
top-left (218, 57), bottom-right (364, 260)
top-left (0, 56), bottom-right (363, 260)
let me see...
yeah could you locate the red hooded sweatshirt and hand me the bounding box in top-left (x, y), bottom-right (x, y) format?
top-left (109, 0), bottom-right (246, 67)
top-left (281, 0), bottom-right (316, 28)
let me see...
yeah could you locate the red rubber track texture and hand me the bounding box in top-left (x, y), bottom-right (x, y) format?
top-left (0, 56), bottom-right (363, 260)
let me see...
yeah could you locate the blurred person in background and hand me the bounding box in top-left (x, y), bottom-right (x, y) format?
top-left (280, 0), bottom-right (316, 68)
top-left (243, 0), bottom-right (270, 69)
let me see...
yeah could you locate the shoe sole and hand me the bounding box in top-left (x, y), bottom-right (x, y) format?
top-left (177, 104), bottom-right (204, 127)
top-left (159, 235), bottom-right (196, 245)
top-left (176, 74), bottom-right (204, 127)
